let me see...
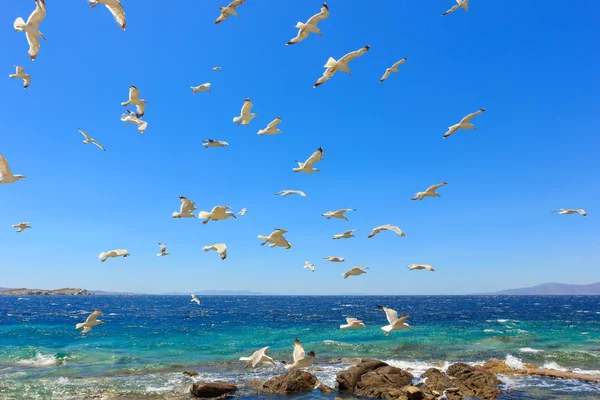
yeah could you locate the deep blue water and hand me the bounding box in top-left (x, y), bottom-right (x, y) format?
top-left (1, 295), bottom-right (599, 399)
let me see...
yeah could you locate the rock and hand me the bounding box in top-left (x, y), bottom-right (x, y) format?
top-left (183, 370), bottom-right (199, 377)
top-left (447, 363), bottom-right (501, 400)
top-left (261, 370), bottom-right (317, 394)
top-left (334, 398), bottom-right (342, 400)
top-left (247, 379), bottom-right (265, 391)
top-left (336, 360), bottom-right (389, 391)
top-left (480, 359), bottom-right (516, 374)
top-left (522, 367), bottom-right (600, 384)
top-left (354, 366), bottom-right (414, 399)
top-left (317, 383), bottom-right (335, 394)
top-left (404, 386), bottom-right (424, 400)
top-left (190, 382), bottom-right (237, 398)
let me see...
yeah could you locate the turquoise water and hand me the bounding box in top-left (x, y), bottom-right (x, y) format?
top-left (1, 295), bottom-right (599, 399)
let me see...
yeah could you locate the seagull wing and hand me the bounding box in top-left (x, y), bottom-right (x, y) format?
top-left (0, 155), bottom-right (14, 178)
top-left (345, 317), bottom-right (358, 324)
top-left (385, 225), bottom-right (405, 237)
top-left (78, 128), bottom-right (92, 141)
top-left (391, 58), bottom-right (408, 69)
top-left (304, 261), bottom-right (315, 271)
top-left (314, 68), bottom-right (335, 87)
top-left (26, 33), bottom-right (41, 61)
top-left (377, 305), bottom-right (399, 325)
top-left (292, 338), bottom-right (305, 362)
top-left (459, 109), bottom-right (485, 124)
top-left (159, 243), bottom-right (167, 252)
top-left (91, 140), bottom-right (106, 151)
top-left (426, 182), bottom-right (447, 192)
top-left (214, 243), bottom-right (227, 260)
top-left (306, 3), bottom-right (330, 25)
top-left (379, 68), bottom-right (392, 83)
top-left (15, 66), bottom-right (25, 75)
top-left (267, 117), bottom-right (282, 130)
top-left (129, 86), bottom-right (141, 102)
top-left (287, 29), bottom-right (309, 45)
top-left (575, 209), bottom-right (587, 215)
top-left (27, 0), bottom-right (46, 28)
top-left (397, 314), bottom-right (410, 324)
top-left (270, 229), bottom-right (286, 238)
top-left (368, 226), bottom-right (383, 238)
top-left (338, 45), bottom-right (370, 65)
top-left (106, 4), bottom-right (126, 30)
top-left (241, 99), bottom-right (252, 116)
top-left (251, 346), bottom-right (269, 368)
top-left (442, 4), bottom-right (461, 15)
top-left (229, 0), bottom-right (246, 8)
top-left (85, 310), bottom-right (102, 323)
top-left (304, 147), bottom-right (324, 167)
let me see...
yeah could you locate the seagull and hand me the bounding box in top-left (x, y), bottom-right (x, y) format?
top-left (240, 346), bottom-right (276, 369)
top-left (257, 117), bottom-right (282, 136)
top-left (89, 0), bottom-right (126, 30)
top-left (199, 206), bottom-right (236, 224)
top-left (121, 85), bottom-right (147, 117)
top-left (203, 243), bottom-right (227, 260)
top-left (442, 0), bottom-right (470, 16)
top-left (551, 208), bottom-right (587, 217)
top-left (342, 266), bottom-right (368, 279)
top-left (215, 0), bottom-right (246, 24)
top-left (203, 139), bottom-right (229, 148)
top-left (191, 83), bottom-right (211, 94)
top-left (293, 147), bottom-right (324, 174)
top-left (190, 293), bottom-right (201, 305)
top-left (121, 110), bottom-right (148, 133)
top-left (98, 249), bottom-right (130, 262)
top-left (238, 208), bottom-right (247, 216)
top-left (78, 128), bottom-right (106, 151)
top-left (284, 338), bottom-right (315, 371)
top-left (12, 222), bottom-right (31, 233)
top-left (157, 243), bottom-right (169, 257)
top-left (0, 154), bottom-right (26, 184)
top-left (9, 65), bottom-right (31, 88)
top-left (76, 310), bottom-right (105, 334)
top-left (274, 190), bottom-right (308, 198)
top-left (233, 98), bottom-right (258, 126)
top-left (379, 57), bottom-right (407, 83)
top-left (313, 45), bottom-right (370, 88)
top-left (212, 66), bottom-right (222, 72)
top-left (324, 256), bottom-right (344, 263)
top-left (14, 0), bottom-right (46, 61)
top-left (286, 3), bottom-right (329, 45)
top-left (411, 182), bottom-right (448, 200)
top-left (377, 306), bottom-right (412, 336)
top-left (304, 261), bottom-right (315, 272)
top-left (340, 317), bottom-right (366, 331)
top-left (322, 209), bottom-right (356, 221)
top-left (443, 109), bottom-right (485, 138)
top-left (410, 377), bottom-right (429, 387)
top-left (258, 228), bottom-right (292, 249)
top-left (333, 229), bottom-right (358, 240)
top-left (408, 264), bottom-right (435, 272)
top-left (368, 225), bottom-right (405, 238)
top-left (172, 196), bottom-right (197, 218)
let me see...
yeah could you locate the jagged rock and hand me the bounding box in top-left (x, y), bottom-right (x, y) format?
top-left (183, 370), bottom-right (199, 377)
top-left (447, 363), bottom-right (501, 399)
top-left (317, 383), bottom-right (335, 394)
top-left (336, 360), bottom-right (389, 391)
top-left (261, 370), bottom-right (317, 394)
top-left (404, 386), bottom-right (424, 400)
top-left (190, 382), bottom-right (237, 398)
top-left (247, 379), bottom-right (265, 391)
top-left (354, 366), bottom-right (414, 399)
top-left (480, 359), bottom-right (515, 374)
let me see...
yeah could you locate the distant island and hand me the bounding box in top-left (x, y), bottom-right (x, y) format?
top-left (485, 282), bottom-right (600, 295)
top-left (0, 288), bottom-right (90, 296)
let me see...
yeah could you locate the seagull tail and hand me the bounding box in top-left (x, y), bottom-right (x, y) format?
top-left (13, 17), bottom-right (26, 31)
top-left (239, 357), bottom-right (251, 361)
top-left (381, 325), bottom-right (393, 334)
top-left (198, 211), bottom-right (211, 219)
top-left (257, 235), bottom-right (268, 241)
top-left (76, 323), bottom-right (85, 330)
top-left (324, 57), bottom-right (337, 68)
top-left (233, 116), bottom-right (241, 123)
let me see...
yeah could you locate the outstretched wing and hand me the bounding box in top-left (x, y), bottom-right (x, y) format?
top-left (345, 317), bottom-right (358, 324)
top-left (85, 310), bottom-right (102, 323)
top-left (397, 314), bottom-right (410, 324)
top-left (241, 99), bottom-right (252, 116)
top-left (306, 3), bottom-right (330, 25)
top-left (287, 29), bottom-right (309, 45)
top-left (214, 243), bottom-right (227, 260)
top-left (379, 68), bottom-right (392, 83)
top-left (292, 338), bottom-right (305, 362)
top-left (251, 346), bottom-right (269, 368)
top-left (304, 147), bottom-right (324, 167)
top-left (106, 4), bottom-right (126, 30)
top-left (271, 229), bottom-right (287, 238)
top-left (377, 305), bottom-right (398, 325)
top-left (129, 85), bottom-right (141, 102)
top-left (459, 109), bottom-right (485, 124)
top-left (338, 45), bottom-right (370, 65)
top-left (313, 68), bottom-right (335, 87)
top-left (426, 182), bottom-right (447, 192)
top-left (384, 225), bottom-right (405, 237)
top-left (228, 0), bottom-right (246, 8)
top-left (78, 128), bottom-right (92, 141)
top-left (27, 0), bottom-right (46, 28)
top-left (91, 140), bottom-right (106, 151)
top-left (158, 243), bottom-right (167, 252)
top-left (266, 117), bottom-right (282, 130)
top-left (0, 155), bottom-right (14, 178)
top-left (391, 57), bottom-right (408, 69)
top-left (442, 4), bottom-right (461, 16)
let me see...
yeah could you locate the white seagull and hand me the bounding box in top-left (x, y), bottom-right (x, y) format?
top-left (76, 310), bottom-right (105, 334)
top-left (203, 139), bottom-right (229, 148)
top-left (190, 293), bottom-right (201, 305)
top-left (121, 85), bottom-right (147, 117)
top-left (212, 66), bottom-right (222, 72)
top-left (442, 0), bottom-right (470, 16)
top-left (78, 128), bottom-right (106, 151)
top-left (121, 110), bottom-right (147, 133)
top-left (199, 206), bottom-right (237, 224)
top-left (233, 98), bottom-right (258, 126)
top-left (98, 249), bottom-right (130, 262)
top-left (157, 243), bottom-right (169, 257)
top-left (14, 0), bottom-right (46, 61)
top-left (215, 0), bottom-right (246, 24)
top-left (258, 228), bottom-right (292, 249)
top-left (443, 109), bottom-right (485, 138)
top-left (322, 209), bottom-right (356, 221)
top-left (342, 266), bottom-right (368, 279)
top-left (333, 229), bottom-right (358, 240)
top-left (314, 45), bottom-right (370, 88)
top-left (368, 225), bottom-right (406, 238)
top-left (241, 346), bottom-right (276, 369)
top-left (257, 117), bottom-right (283, 136)
top-left (284, 338), bottom-right (315, 371)
top-left (238, 208), bottom-right (247, 216)
top-left (408, 264), bottom-right (435, 272)
top-left (304, 261), bottom-right (315, 272)
top-left (293, 147), bottom-right (324, 174)
top-left (324, 256), bottom-right (344, 263)
top-left (89, 0), bottom-right (126, 30)
top-left (12, 222), bottom-right (32, 233)
top-left (203, 243), bottom-right (227, 260)
top-left (377, 305), bottom-right (412, 336)
top-left (191, 83), bottom-right (211, 94)
top-left (552, 208), bottom-right (587, 217)
top-left (286, 2), bottom-right (330, 46)
top-left (379, 57), bottom-right (407, 83)
top-left (274, 190), bottom-right (308, 198)
top-left (340, 317), bottom-right (366, 331)
top-left (411, 182), bottom-right (448, 200)
top-left (0, 154), bottom-right (26, 184)
top-left (172, 196), bottom-right (197, 218)
top-left (9, 65), bottom-right (31, 88)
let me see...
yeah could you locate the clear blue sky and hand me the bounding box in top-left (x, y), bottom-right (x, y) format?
top-left (1, 1), bottom-right (598, 295)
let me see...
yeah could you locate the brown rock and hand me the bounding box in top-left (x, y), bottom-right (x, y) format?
top-left (261, 370), bottom-right (317, 394)
top-left (447, 363), bottom-right (501, 399)
top-left (190, 383), bottom-right (237, 398)
top-left (336, 360), bottom-right (389, 391)
top-left (317, 383), bottom-right (336, 394)
top-left (354, 366), bottom-right (414, 399)
top-left (405, 386), bottom-right (424, 400)
top-left (247, 379), bottom-right (265, 391)
top-left (480, 359), bottom-right (516, 374)
top-left (183, 370), bottom-right (199, 377)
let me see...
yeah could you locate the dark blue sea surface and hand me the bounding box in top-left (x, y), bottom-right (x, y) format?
top-left (1, 295), bottom-right (599, 399)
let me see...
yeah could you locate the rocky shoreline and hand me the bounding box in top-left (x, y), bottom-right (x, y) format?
top-left (0, 288), bottom-right (90, 296)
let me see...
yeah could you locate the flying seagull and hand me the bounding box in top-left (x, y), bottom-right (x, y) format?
top-left (304, 261), bottom-right (315, 272)
top-left (78, 128), bottom-right (106, 151)
top-left (98, 249), bottom-right (130, 262)
top-left (203, 139), bottom-right (229, 148)
top-left (286, 3), bottom-right (329, 45)
top-left (333, 229), bottom-right (358, 240)
top-left (212, 66), bottom-right (222, 72)
top-left (274, 190), bottom-right (308, 198)
top-left (284, 338), bottom-right (315, 371)
top-left (199, 206), bottom-right (236, 224)
top-left (238, 208), bottom-right (247, 216)
top-left (121, 85), bottom-right (147, 117)
top-left (9, 65), bottom-right (31, 88)
top-left (157, 243), bottom-right (169, 257)
top-left (190, 293), bottom-right (200, 305)
top-left (121, 110), bottom-right (147, 133)
top-left (203, 243), bottom-right (227, 260)
top-left (0, 154), bottom-right (26, 184)
top-left (443, 109), bottom-right (485, 138)
top-left (340, 317), bottom-right (366, 331)
top-left (442, 0), bottom-right (470, 16)
top-left (368, 225), bottom-right (405, 238)
top-left (324, 256), bottom-right (344, 262)
top-left (408, 264), bottom-right (435, 272)
top-left (314, 45), bottom-right (370, 88)
top-left (215, 0), bottom-right (246, 24)
top-left (89, 0), bottom-right (126, 30)
top-left (411, 182), bottom-right (448, 200)
top-left (14, 0), bottom-right (46, 61)
top-left (293, 147), bottom-right (324, 174)
top-left (322, 209), bottom-right (356, 221)
top-left (240, 346), bottom-right (276, 369)
top-left (12, 222), bottom-right (31, 233)
top-left (342, 266), bottom-right (368, 279)
top-left (191, 83), bottom-right (211, 94)
top-left (379, 57), bottom-right (407, 83)
top-left (551, 208), bottom-right (587, 217)
top-left (258, 228), bottom-right (292, 249)
top-left (76, 310), bottom-right (105, 334)
top-left (377, 306), bottom-right (412, 336)
top-left (257, 117), bottom-right (283, 136)
top-left (233, 98), bottom-right (258, 126)
top-left (172, 196), bottom-right (197, 218)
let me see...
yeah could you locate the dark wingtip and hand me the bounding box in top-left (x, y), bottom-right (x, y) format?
top-left (323, 3), bottom-right (328, 10)
top-left (480, 108), bottom-right (486, 112)
top-left (377, 305), bottom-right (385, 310)
top-left (365, 45), bottom-right (371, 50)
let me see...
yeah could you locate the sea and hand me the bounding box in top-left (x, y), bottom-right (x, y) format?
top-left (1, 295), bottom-right (599, 400)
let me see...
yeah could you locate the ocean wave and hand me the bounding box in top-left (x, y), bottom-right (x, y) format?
top-left (484, 329), bottom-right (502, 333)
top-left (504, 354), bottom-right (525, 370)
top-left (519, 347), bottom-right (544, 353)
top-left (542, 362), bottom-right (600, 376)
top-left (16, 353), bottom-right (63, 367)
top-left (383, 359), bottom-right (452, 375)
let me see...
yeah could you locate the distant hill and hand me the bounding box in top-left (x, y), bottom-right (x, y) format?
top-left (487, 282), bottom-right (600, 295)
top-left (0, 288), bottom-right (90, 296)
top-left (162, 290), bottom-right (267, 296)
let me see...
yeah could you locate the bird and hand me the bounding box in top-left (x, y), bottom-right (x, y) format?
top-left (333, 229), bottom-right (358, 240)
top-left (274, 190), bottom-right (308, 198)
top-left (284, 338), bottom-right (316, 371)
top-left (238, 208), bottom-right (247, 216)
top-left (14, 0), bottom-right (46, 61)
top-left (12, 222), bottom-right (31, 233)
top-left (379, 57), bottom-right (407, 83)
top-left (368, 225), bottom-right (406, 238)
top-left (78, 128), bottom-right (106, 151)
top-left (443, 109), bottom-right (485, 138)
top-left (202, 139), bottom-right (229, 148)
top-left (408, 264), bottom-right (435, 272)
top-left (190, 293), bottom-right (201, 306)
top-left (304, 261), bottom-right (315, 272)
top-left (286, 3), bottom-right (329, 45)
top-left (340, 317), bottom-right (366, 331)
top-left (410, 377), bottom-right (429, 387)
top-left (212, 66), bottom-right (222, 72)
top-left (121, 85), bottom-right (147, 117)
top-left (199, 206), bottom-right (237, 224)
top-left (313, 45), bottom-right (370, 88)
top-left (98, 249), bottom-right (130, 262)
top-left (0, 154), bottom-right (26, 184)
top-left (233, 98), bottom-right (258, 126)
top-left (293, 147), bottom-right (324, 173)
top-left (342, 266), bottom-right (368, 279)
top-left (377, 306), bottom-right (412, 336)
top-left (322, 209), bottom-right (356, 221)
top-left (203, 243), bottom-right (227, 260)
top-left (437, 390), bottom-right (449, 400)
top-left (76, 310), bottom-right (105, 334)
top-left (442, 0), bottom-right (470, 16)
top-left (257, 117), bottom-right (283, 136)
top-left (258, 228), bottom-right (292, 249)
top-left (191, 83), bottom-right (211, 94)
top-left (411, 182), bottom-right (448, 200)
top-left (9, 65), bottom-right (31, 88)
top-left (215, 0), bottom-right (246, 24)
top-left (324, 256), bottom-right (344, 263)
top-left (551, 208), bottom-right (587, 217)
top-left (89, 0), bottom-right (126, 30)
top-left (157, 243), bottom-right (169, 257)
top-left (240, 346), bottom-right (276, 369)
top-left (172, 196), bottom-right (197, 218)
top-left (121, 110), bottom-right (148, 133)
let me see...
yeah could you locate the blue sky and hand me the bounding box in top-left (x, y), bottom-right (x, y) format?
top-left (1, 1), bottom-right (598, 295)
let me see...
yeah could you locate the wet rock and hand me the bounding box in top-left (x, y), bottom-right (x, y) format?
top-left (336, 359), bottom-right (389, 391)
top-left (480, 359), bottom-right (516, 374)
top-left (317, 383), bottom-right (336, 394)
top-left (183, 370), bottom-right (199, 377)
top-left (190, 382), bottom-right (237, 398)
top-left (404, 386), bottom-right (424, 400)
top-left (261, 370), bottom-right (318, 394)
top-left (247, 379), bottom-right (265, 391)
top-left (354, 366), bottom-right (414, 399)
top-left (447, 363), bottom-right (501, 399)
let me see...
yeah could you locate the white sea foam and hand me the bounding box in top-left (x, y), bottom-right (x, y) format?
top-left (483, 329), bottom-right (501, 333)
top-left (542, 362), bottom-right (600, 376)
top-left (519, 347), bottom-right (544, 353)
top-left (504, 354), bottom-right (525, 370)
top-left (383, 359), bottom-right (452, 375)
top-left (16, 353), bottom-right (61, 367)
